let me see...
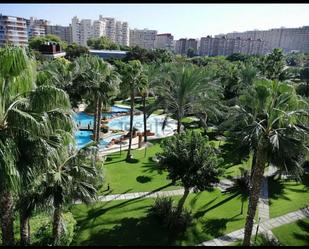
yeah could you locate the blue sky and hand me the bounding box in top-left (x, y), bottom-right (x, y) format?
top-left (1, 4), bottom-right (309, 39)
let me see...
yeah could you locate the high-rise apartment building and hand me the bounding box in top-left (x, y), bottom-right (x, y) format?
top-left (154, 33), bottom-right (174, 50)
top-left (175, 38), bottom-right (198, 55)
top-left (80, 19), bottom-right (92, 46)
top-left (129, 29), bottom-right (157, 49)
top-left (27, 17), bottom-right (49, 38)
top-left (71, 16), bottom-right (80, 45)
top-left (217, 26), bottom-right (309, 53)
top-left (199, 35), bottom-right (267, 56)
top-left (71, 15), bottom-right (129, 47)
top-left (0, 14), bottom-right (28, 47)
top-left (121, 22), bottom-right (129, 46)
top-left (175, 38), bottom-right (187, 55)
top-left (46, 24), bottom-right (72, 44)
top-left (187, 38), bottom-right (198, 53)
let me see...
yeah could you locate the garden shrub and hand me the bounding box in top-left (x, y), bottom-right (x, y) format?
top-left (148, 197), bottom-right (192, 236)
top-left (32, 212), bottom-right (77, 246)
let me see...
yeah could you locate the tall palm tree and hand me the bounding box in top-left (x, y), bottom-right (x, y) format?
top-left (226, 80), bottom-right (309, 246)
top-left (140, 63), bottom-right (160, 143)
top-left (155, 63), bottom-right (213, 133)
top-left (73, 56), bottom-right (120, 142)
top-left (116, 60), bottom-right (147, 161)
top-left (41, 145), bottom-right (99, 245)
top-left (0, 46), bottom-right (74, 245)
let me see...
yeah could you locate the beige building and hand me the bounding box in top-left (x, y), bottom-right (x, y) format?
top-left (154, 33), bottom-right (174, 50)
top-left (46, 24), bottom-right (72, 44)
top-left (199, 35), bottom-right (267, 56)
top-left (217, 26), bottom-right (309, 53)
top-left (129, 28), bottom-right (157, 49)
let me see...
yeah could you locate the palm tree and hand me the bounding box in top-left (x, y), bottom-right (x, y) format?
top-left (0, 46), bottom-right (74, 245)
top-left (155, 63), bottom-right (213, 133)
top-left (140, 63), bottom-right (160, 143)
top-left (41, 145), bottom-right (99, 245)
top-left (73, 55), bottom-right (120, 142)
top-left (116, 60), bottom-right (147, 161)
top-left (226, 79), bottom-right (309, 246)
top-left (159, 130), bottom-right (223, 214)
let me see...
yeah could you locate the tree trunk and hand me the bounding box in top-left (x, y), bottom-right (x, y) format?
top-left (0, 190), bottom-right (15, 246)
top-left (243, 138), bottom-right (267, 246)
top-left (177, 118), bottom-right (181, 134)
top-left (126, 89), bottom-right (135, 161)
top-left (250, 151), bottom-right (257, 182)
top-left (176, 188), bottom-right (190, 215)
top-left (93, 95), bottom-right (99, 142)
top-left (241, 199), bottom-right (244, 215)
top-left (20, 210), bottom-right (30, 246)
top-left (142, 95), bottom-right (147, 143)
top-left (96, 98), bottom-right (102, 143)
top-left (52, 205), bottom-right (62, 246)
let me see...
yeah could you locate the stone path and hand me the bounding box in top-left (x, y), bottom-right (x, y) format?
top-left (258, 177), bottom-right (270, 221)
top-left (198, 207), bottom-right (309, 246)
top-left (97, 188), bottom-right (189, 202)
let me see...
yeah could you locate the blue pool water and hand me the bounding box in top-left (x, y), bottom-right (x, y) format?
top-left (73, 105), bottom-right (130, 129)
top-left (74, 105), bottom-right (177, 149)
top-left (75, 130), bottom-right (93, 149)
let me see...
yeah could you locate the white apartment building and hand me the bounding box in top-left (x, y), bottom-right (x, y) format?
top-left (121, 22), bottom-right (129, 46)
top-left (92, 20), bottom-right (106, 38)
top-left (71, 16), bottom-right (80, 45)
top-left (71, 15), bottom-right (129, 47)
top-left (154, 33), bottom-right (174, 50)
top-left (80, 19), bottom-right (92, 47)
top-left (27, 17), bottom-right (49, 38)
top-left (129, 28), bottom-right (157, 49)
top-left (0, 14), bottom-right (28, 47)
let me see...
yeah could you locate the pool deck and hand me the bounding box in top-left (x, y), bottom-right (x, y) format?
top-left (98, 131), bottom-right (175, 157)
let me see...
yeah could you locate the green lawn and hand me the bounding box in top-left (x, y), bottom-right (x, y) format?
top-left (220, 155), bottom-right (252, 180)
top-left (100, 139), bottom-right (181, 194)
top-left (70, 189), bottom-right (249, 246)
top-left (268, 175), bottom-right (309, 218)
top-left (100, 137), bottom-right (248, 195)
top-left (272, 218), bottom-right (309, 246)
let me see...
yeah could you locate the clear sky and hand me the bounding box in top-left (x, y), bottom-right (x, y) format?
top-left (1, 3), bottom-right (309, 39)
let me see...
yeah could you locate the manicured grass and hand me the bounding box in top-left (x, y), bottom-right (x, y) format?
top-left (272, 218), bottom-right (309, 246)
top-left (100, 139), bottom-right (181, 194)
top-left (268, 175), bottom-right (309, 218)
top-left (100, 137), bottom-right (243, 195)
top-left (220, 155), bottom-right (252, 180)
top-left (70, 189), bottom-right (249, 246)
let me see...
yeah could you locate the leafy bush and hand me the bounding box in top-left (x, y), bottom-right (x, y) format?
top-left (148, 197), bottom-right (192, 236)
top-left (32, 212), bottom-right (77, 246)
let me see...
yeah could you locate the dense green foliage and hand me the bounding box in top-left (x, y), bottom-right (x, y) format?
top-left (1, 45), bottom-right (308, 246)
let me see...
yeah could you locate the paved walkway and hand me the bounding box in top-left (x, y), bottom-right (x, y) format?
top-left (199, 207), bottom-right (309, 246)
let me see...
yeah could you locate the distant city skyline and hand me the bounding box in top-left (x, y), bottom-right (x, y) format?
top-left (1, 4), bottom-right (309, 39)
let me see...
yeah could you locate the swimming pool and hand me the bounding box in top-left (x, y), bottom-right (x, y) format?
top-left (75, 130), bottom-right (93, 149)
top-left (73, 105), bottom-right (130, 129)
top-left (74, 105), bottom-right (177, 149)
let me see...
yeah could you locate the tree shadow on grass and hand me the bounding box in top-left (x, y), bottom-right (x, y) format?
top-left (194, 193), bottom-right (239, 220)
top-left (141, 161), bottom-right (164, 175)
top-left (292, 219), bottom-right (309, 244)
top-left (202, 214), bottom-right (242, 237)
top-left (79, 216), bottom-right (172, 246)
top-left (136, 175), bottom-right (152, 183)
top-left (268, 175), bottom-right (290, 201)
